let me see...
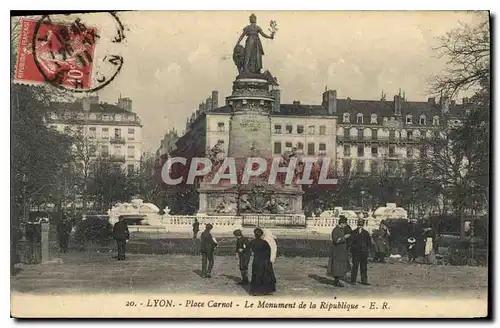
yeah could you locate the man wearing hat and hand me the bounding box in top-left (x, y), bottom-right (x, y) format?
top-left (327, 215), bottom-right (351, 287)
top-left (233, 229), bottom-right (251, 285)
top-left (349, 218), bottom-right (372, 285)
top-left (200, 223), bottom-right (218, 278)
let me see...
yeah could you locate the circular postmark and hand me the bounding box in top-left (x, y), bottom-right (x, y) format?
top-left (31, 12), bottom-right (126, 93)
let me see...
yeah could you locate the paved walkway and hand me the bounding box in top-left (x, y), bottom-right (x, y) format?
top-left (11, 252), bottom-right (488, 299)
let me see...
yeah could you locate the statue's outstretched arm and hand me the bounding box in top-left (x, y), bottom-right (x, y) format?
top-left (258, 28), bottom-right (274, 39)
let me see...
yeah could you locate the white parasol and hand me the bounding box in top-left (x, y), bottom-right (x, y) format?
top-left (262, 229), bottom-right (277, 263)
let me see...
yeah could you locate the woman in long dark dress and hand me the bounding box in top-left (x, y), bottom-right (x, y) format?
top-left (249, 228), bottom-right (276, 296)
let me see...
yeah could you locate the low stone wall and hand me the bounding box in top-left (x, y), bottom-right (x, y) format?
top-left (142, 214), bottom-right (378, 235)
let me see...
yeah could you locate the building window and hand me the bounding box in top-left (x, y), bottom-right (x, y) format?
top-left (357, 128), bottom-right (363, 139)
top-left (357, 160), bottom-right (365, 173)
top-left (343, 159), bottom-right (351, 174)
top-left (406, 115), bottom-right (412, 124)
top-left (356, 113), bottom-right (363, 124)
top-left (285, 142), bottom-right (293, 149)
top-left (319, 143), bottom-right (326, 151)
top-left (389, 130), bottom-right (396, 141)
top-left (407, 130), bottom-right (413, 140)
top-left (389, 145), bottom-right (396, 157)
top-left (343, 113), bottom-right (350, 123)
top-left (319, 125), bottom-right (326, 135)
top-left (307, 143), bottom-right (315, 155)
top-left (420, 145), bottom-right (428, 157)
top-left (407, 147), bottom-right (413, 158)
top-left (297, 142), bottom-right (304, 150)
top-left (101, 145), bottom-right (109, 157)
top-left (274, 124), bottom-right (282, 134)
top-left (344, 145), bottom-right (351, 157)
top-left (357, 145), bottom-right (364, 157)
top-left (297, 125), bottom-right (304, 134)
top-left (217, 122), bottom-right (225, 132)
top-left (433, 116), bottom-right (440, 126)
top-left (114, 128), bottom-right (121, 138)
top-left (383, 117), bottom-right (388, 123)
top-left (308, 125), bottom-right (315, 135)
top-left (217, 139), bottom-right (224, 146)
top-left (405, 163), bottom-right (414, 176)
top-left (371, 146), bottom-right (378, 157)
top-left (127, 146), bottom-right (135, 158)
top-left (128, 128), bottom-right (135, 140)
top-left (372, 129), bottom-right (378, 140)
top-left (343, 127), bottom-right (350, 138)
top-left (127, 164), bottom-right (135, 176)
top-left (285, 124), bottom-right (293, 134)
top-left (420, 115), bottom-right (426, 125)
top-left (371, 161), bottom-right (378, 174)
top-left (274, 142), bottom-right (282, 154)
top-left (89, 127), bottom-right (96, 132)
top-left (101, 127), bottom-right (109, 139)
top-left (370, 114), bottom-right (377, 124)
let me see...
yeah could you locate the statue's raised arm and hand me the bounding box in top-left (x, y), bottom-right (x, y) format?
top-left (232, 14), bottom-right (278, 76)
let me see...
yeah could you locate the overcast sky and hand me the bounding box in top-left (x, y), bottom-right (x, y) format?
top-left (35, 11), bottom-right (487, 151)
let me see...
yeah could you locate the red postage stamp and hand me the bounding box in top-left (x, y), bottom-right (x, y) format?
top-left (14, 18), bottom-right (98, 89)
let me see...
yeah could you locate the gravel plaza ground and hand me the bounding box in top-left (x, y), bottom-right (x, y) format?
top-left (11, 250), bottom-right (488, 299)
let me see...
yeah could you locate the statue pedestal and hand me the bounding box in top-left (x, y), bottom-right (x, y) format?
top-left (197, 75), bottom-right (304, 217)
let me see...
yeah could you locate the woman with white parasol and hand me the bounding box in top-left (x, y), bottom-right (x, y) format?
top-left (262, 229), bottom-right (277, 263)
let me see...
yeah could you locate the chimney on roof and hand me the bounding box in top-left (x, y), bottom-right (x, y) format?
top-left (440, 96), bottom-right (450, 114)
top-left (117, 96), bottom-right (132, 112)
top-left (199, 103), bottom-right (204, 112)
top-left (322, 89), bottom-right (337, 115)
top-left (428, 97), bottom-right (436, 106)
top-left (82, 95), bottom-right (99, 111)
top-left (393, 94), bottom-right (402, 116)
top-left (293, 100), bottom-right (301, 105)
top-left (271, 87), bottom-right (281, 113)
top-left (205, 97), bottom-right (212, 111)
top-left (211, 90), bottom-right (219, 109)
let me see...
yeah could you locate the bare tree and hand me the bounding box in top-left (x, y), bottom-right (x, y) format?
top-left (432, 17), bottom-right (490, 97)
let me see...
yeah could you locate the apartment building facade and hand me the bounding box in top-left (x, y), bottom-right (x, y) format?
top-left (45, 95), bottom-right (143, 174)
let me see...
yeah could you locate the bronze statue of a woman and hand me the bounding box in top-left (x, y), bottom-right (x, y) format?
top-left (234, 14), bottom-right (275, 75)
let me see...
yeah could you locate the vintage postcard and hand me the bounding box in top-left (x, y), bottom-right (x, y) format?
top-left (10, 11), bottom-right (490, 318)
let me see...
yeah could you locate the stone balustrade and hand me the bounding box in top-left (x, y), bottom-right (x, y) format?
top-left (125, 214), bottom-right (379, 235)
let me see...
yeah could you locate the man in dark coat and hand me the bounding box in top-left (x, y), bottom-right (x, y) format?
top-left (233, 229), bottom-right (251, 285)
top-left (57, 214), bottom-right (72, 253)
top-left (192, 218), bottom-right (200, 239)
top-left (113, 216), bottom-right (130, 261)
top-left (343, 220), bottom-right (353, 281)
top-left (327, 216), bottom-right (351, 287)
top-left (200, 223), bottom-right (218, 278)
top-left (350, 219), bottom-right (372, 285)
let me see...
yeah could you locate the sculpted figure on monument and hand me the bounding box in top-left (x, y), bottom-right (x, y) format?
top-left (234, 14), bottom-right (276, 75)
top-left (214, 196), bottom-right (237, 214)
top-left (261, 195), bottom-right (285, 214)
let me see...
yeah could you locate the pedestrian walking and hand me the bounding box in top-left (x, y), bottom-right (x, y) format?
top-left (373, 220), bottom-right (390, 263)
top-left (407, 237), bottom-right (417, 262)
top-left (350, 219), bottom-right (372, 285)
top-left (57, 214), bottom-right (72, 253)
top-left (326, 216), bottom-right (351, 287)
top-left (200, 224), bottom-right (218, 278)
top-left (233, 229), bottom-right (251, 285)
top-left (192, 218), bottom-right (200, 239)
top-left (113, 216), bottom-right (130, 261)
top-left (249, 228), bottom-right (277, 296)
